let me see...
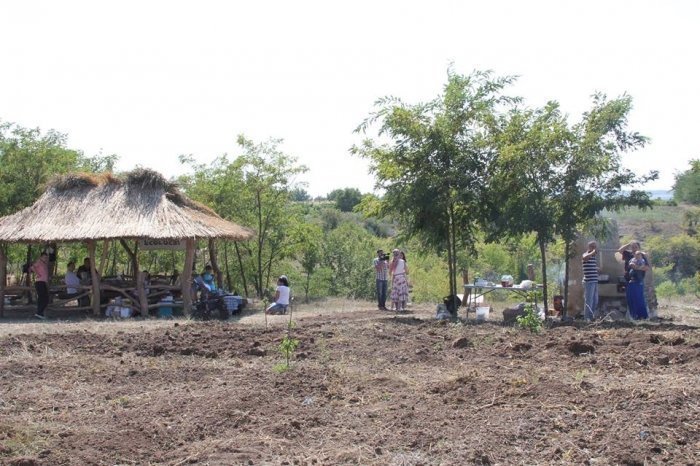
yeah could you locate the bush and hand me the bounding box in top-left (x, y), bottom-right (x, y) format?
top-left (655, 281), bottom-right (677, 299)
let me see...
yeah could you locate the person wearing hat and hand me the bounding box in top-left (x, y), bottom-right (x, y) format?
top-left (266, 275), bottom-right (291, 315)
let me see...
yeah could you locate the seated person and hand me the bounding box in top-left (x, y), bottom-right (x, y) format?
top-left (62, 261), bottom-right (81, 299)
top-left (266, 275), bottom-right (291, 315)
top-left (202, 265), bottom-right (217, 292)
top-left (76, 257), bottom-right (92, 283)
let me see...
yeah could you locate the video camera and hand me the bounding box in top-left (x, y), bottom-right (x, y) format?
top-left (379, 253), bottom-right (390, 261)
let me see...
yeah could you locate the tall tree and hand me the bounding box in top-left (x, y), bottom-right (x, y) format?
top-left (179, 135), bottom-right (308, 298)
top-left (354, 69), bottom-right (517, 313)
top-left (489, 94), bottom-right (656, 315)
top-left (327, 187), bottom-right (363, 212)
top-left (555, 93), bottom-right (655, 314)
top-left (673, 159), bottom-right (700, 205)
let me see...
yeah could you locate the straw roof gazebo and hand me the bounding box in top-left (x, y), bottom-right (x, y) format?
top-left (0, 169), bottom-right (254, 317)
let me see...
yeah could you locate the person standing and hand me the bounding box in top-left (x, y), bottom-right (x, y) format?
top-left (389, 249), bottom-right (409, 312)
top-left (29, 252), bottom-right (49, 319)
top-left (582, 241), bottom-right (599, 321)
top-left (618, 241), bottom-right (650, 320)
top-left (373, 249), bottom-right (389, 311)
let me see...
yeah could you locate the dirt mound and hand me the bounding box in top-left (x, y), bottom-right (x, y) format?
top-left (1, 309), bottom-right (698, 465)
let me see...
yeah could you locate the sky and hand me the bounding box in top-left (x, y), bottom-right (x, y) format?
top-left (1, 0), bottom-right (698, 196)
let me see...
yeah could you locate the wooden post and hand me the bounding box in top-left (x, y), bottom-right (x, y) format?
top-left (182, 238), bottom-right (195, 317)
top-left (87, 240), bottom-right (101, 316)
top-left (0, 243), bottom-right (7, 318)
top-left (208, 238), bottom-right (223, 290)
top-left (119, 239), bottom-right (142, 315)
top-left (136, 270), bottom-right (149, 317)
top-left (99, 240), bottom-right (111, 276)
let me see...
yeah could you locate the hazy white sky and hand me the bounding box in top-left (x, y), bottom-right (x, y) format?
top-left (1, 0), bottom-right (697, 195)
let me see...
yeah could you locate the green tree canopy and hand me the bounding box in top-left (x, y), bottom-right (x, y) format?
top-left (673, 159), bottom-right (700, 205)
top-left (179, 135), bottom-right (308, 298)
top-left (354, 69), bottom-right (518, 308)
top-left (0, 120), bottom-right (118, 216)
top-left (327, 187), bottom-right (363, 212)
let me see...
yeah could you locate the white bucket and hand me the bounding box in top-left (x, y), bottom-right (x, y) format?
top-left (476, 306), bottom-right (490, 321)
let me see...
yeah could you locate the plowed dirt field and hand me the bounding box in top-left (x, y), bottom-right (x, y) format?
top-left (1, 302), bottom-right (699, 465)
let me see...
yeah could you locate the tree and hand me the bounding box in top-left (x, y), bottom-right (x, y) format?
top-left (327, 187), bottom-right (363, 212)
top-left (322, 222), bottom-right (375, 299)
top-left (489, 94), bottom-right (656, 314)
top-left (354, 69), bottom-right (517, 313)
top-left (486, 102), bottom-right (572, 313)
top-left (179, 135), bottom-right (308, 298)
top-left (0, 121), bottom-right (119, 297)
top-left (289, 222), bottom-right (323, 302)
top-left (290, 187), bottom-right (311, 202)
top-left (555, 93), bottom-right (656, 314)
top-left (673, 159), bottom-right (700, 205)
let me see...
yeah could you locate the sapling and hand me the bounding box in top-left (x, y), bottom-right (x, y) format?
top-left (516, 290), bottom-right (543, 333)
top-left (275, 319), bottom-right (299, 372)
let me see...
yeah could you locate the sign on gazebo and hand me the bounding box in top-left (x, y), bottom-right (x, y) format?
top-left (139, 238), bottom-right (186, 250)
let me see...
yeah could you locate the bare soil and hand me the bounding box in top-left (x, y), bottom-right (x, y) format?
top-left (1, 301), bottom-right (699, 465)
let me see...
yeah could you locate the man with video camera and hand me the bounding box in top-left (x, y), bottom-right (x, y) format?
top-left (373, 249), bottom-right (389, 311)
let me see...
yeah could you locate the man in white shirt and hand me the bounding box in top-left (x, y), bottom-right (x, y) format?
top-left (64, 261), bottom-right (81, 297)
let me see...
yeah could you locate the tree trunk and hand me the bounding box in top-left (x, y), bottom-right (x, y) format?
top-left (234, 242), bottom-right (249, 297)
top-left (223, 241), bottom-right (233, 291)
top-left (25, 245), bottom-right (33, 304)
top-left (182, 239), bottom-right (196, 316)
top-left (0, 243), bottom-right (7, 318)
top-left (563, 242), bottom-right (571, 318)
top-left (99, 240), bottom-right (111, 276)
top-left (119, 239), bottom-right (143, 314)
top-left (87, 240), bottom-right (101, 316)
top-left (539, 237), bottom-right (549, 318)
top-left (208, 239), bottom-right (224, 290)
top-left (304, 271), bottom-right (311, 303)
top-left (136, 270), bottom-right (149, 318)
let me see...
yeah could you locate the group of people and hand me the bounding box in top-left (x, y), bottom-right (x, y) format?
top-left (374, 248), bottom-right (410, 312)
top-left (582, 240), bottom-right (650, 321)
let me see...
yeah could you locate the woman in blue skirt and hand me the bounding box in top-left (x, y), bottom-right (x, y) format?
top-left (619, 241), bottom-right (650, 320)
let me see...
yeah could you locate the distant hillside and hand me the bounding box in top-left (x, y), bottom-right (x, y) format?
top-left (604, 203), bottom-right (692, 241)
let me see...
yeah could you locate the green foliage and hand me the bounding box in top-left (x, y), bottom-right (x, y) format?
top-left (289, 187), bottom-right (311, 202)
top-left (646, 234), bottom-right (700, 280)
top-left (179, 135), bottom-right (308, 297)
top-left (322, 222), bottom-right (376, 299)
top-left (275, 319), bottom-right (300, 372)
top-left (488, 94), bottom-right (654, 313)
top-left (673, 159), bottom-right (700, 204)
top-left (0, 121), bottom-right (119, 216)
top-left (516, 291), bottom-right (542, 333)
top-left (655, 277), bottom-right (700, 298)
top-left (354, 68), bottom-right (519, 301)
top-left (327, 187), bottom-right (363, 212)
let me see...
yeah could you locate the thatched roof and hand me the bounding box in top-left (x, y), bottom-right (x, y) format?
top-left (0, 169), bottom-right (254, 243)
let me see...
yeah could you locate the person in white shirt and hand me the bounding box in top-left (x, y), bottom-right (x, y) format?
top-left (265, 275), bottom-right (291, 315)
top-left (63, 261), bottom-right (81, 297)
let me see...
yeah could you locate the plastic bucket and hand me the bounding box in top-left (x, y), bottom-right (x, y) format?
top-left (476, 306), bottom-right (490, 321)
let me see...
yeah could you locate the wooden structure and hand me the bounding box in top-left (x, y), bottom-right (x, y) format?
top-left (0, 169), bottom-right (253, 318)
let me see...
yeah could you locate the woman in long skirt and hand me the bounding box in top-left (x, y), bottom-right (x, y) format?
top-left (389, 249), bottom-right (409, 312)
top-left (620, 245), bottom-right (650, 320)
